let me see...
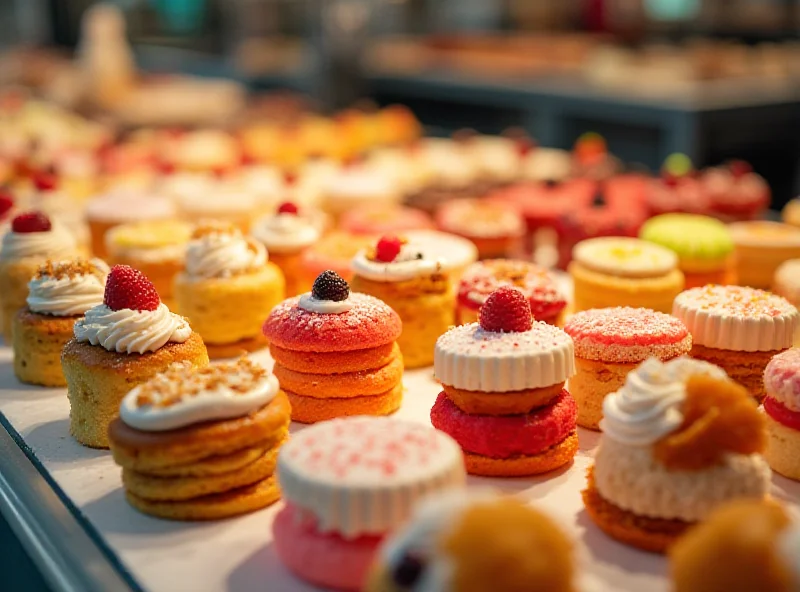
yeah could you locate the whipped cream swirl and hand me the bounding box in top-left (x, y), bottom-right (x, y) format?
top-left (27, 259), bottom-right (109, 316)
top-left (251, 213), bottom-right (320, 253)
top-left (185, 231), bottom-right (266, 279)
top-left (0, 226), bottom-right (77, 260)
top-left (600, 357), bottom-right (728, 446)
top-left (351, 245), bottom-right (441, 282)
top-left (74, 303), bottom-right (192, 354)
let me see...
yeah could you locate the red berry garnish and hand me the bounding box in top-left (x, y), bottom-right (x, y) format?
top-left (375, 235), bottom-right (404, 263)
top-left (479, 286), bottom-right (533, 333)
top-left (103, 265), bottom-right (160, 312)
top-left (12, 211), bottom-right (51, 233)
top-left (729, 160), bottom-right (753, 179)
top-left (277, 201), bottom-right (299, 215)
top-left (33, 171), bottom-right (58, 191)
top-left (0, 189), bottom-right (14, 219)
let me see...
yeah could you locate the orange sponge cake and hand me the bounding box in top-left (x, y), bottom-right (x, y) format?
top-left (62, 265), bottom-right (209, 448)
top-left (108, 358), bottom-right (289, 520)
top-left (263, 270), bottom-right (403, 423)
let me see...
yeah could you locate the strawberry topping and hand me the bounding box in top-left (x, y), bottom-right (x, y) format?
top-left (479, 286), bottom-right (533, 333)
top-left (12, 211), bottom-right (51, 233)
top-left (104, 265), bottom-right (160, 312)
top-left (375, 234), bottom-right (404, 263)
top-left (33, 171), bottom-right (57, 191)
top-left (277, 201), bottom-right (299, 215)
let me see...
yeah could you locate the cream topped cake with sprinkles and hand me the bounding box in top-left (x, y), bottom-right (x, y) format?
top-left (564, 307), bottom-right (692, 429)
top-left (273, 416), bottom-right (465, 592)
top-left (673, 285), bottom-right (799, 400)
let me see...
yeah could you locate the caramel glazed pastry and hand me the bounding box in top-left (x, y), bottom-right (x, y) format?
top-left (108, 358), bottom-right (290, 520)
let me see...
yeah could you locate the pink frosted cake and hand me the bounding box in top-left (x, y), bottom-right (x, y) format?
top-left (273, 416), bottom-right (465, 591)
top-left (763, 348), bottom-right (800, 480)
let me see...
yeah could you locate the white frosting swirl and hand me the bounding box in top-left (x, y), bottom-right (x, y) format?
top-left (298, 293), bottom-right (353, 314)
top-left (74, 303), bottom-right (192, 354)
top-left (778, 524), bottom-right (800, 591)
top-left (251, 213), bottom-right (320, 253)
top-left (185, 231), bottom-right (267, 279)
top-left (120, 371), bottom-right (279, 431)
top-left (27, 260), bottom-right (109, 316)
top-left (351, 245), bottom-right (441, 282)
top-left (0, 226), bottom-right (76, 260)
top-left (600, 357), bottom-right (728, 446)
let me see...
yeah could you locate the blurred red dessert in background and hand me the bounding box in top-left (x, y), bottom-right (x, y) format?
top-left (571, 132), bottom-right (622, 180)
top-left (435, 198), bottom-right (525, 259)
top-left (339, 205), bottom-right (434, 236)
top-left (645, 153), bottom-right (711, 216)
top-left (702, 160), bottom-right (770, 221)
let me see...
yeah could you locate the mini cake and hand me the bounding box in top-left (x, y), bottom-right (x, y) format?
top-left (569, 237), bottom-right (685, 313)
top-left (729, 221), bottom-right (800, 289)
top-left (251, 202), bottom-right (321, 297)
top-left (340, 205), bottom-right (434, 236)
top-left (670, 500), bottom-right (800, 592)
top-left (263, 271), bottom-right (403, 423)
top-left (584, 357), bottom-right (770, 553)
top-left (301, 231), bottom-right (376, 284)
top-left (273, 416), bottom-right (466, 592)
top-left (703, 160), bottom-right (770, 221)
top-left (640, 214), bottom-right (736, 288)
top-left (434, 198), bottom-right (525, 259)
top-left (351, 235), bottom-right (453, 369)
top-left (107, 358), bottom-right (289, 520)
top-left (0, 211), bottom-right (78, 341)
top-left (367, 491), bottom-right (575, 592)
top-left (431, 287), bottom-right (578, 477)
top-left (773, 259), bottom-right (800, 309)
top-left (62, 265), bottom-right (209, 448)
top-left (564, 307), bottom-right (692, 429)
top-left (456, 259), bottom-right (566, 326)
top-left (174, 222), bottom-right (284, 359)
top-left (763, 348), bottom-right (800, 480)
top-left (13, 259), bottom-right (108, 387)
top-left (673, 285), bottom-right (799, 400)
top-left (105, 219), bottom-right (193, 310)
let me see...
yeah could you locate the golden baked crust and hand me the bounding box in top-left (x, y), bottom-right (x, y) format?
top-left (286, 383), bottom-right (403, 424)
top-left (269, 342), bottom-right (398, 374)
top-left (272, 354), bottom-right (403, 398)
top-left (0, 256), bottom-right (47, 341)
top-left (142, 443), bottom-right (270, 478)
top-left (690, 343), bottom-right (784, 401)
top-left (108, 390), bottom-right (290, 470)
top-left (61, 331), bottom-right (208, 371)
top-left (464, 432), bottom-right (578, 477)
top-left (570, 358), bottom-right (637, 430)
top-left (442, 382), bottom-right (564, 416)
top-left (12, 309), bottom-right (78, 387)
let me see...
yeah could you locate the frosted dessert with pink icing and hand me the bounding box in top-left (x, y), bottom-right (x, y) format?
top-left (62, 264), bottom-right (208, 448)
top-left (174, 222), bottom-right (285, 359)
top-left (273, 416), bottom-right (465, 592)
top-left (673, 285), bottom-right (799, 400)
top-left (108, 358), bottom-right (289, 520)
top-left (762, 348), bottom-right (800, 481)
top-left (351, 234), bottom-right (453, 369)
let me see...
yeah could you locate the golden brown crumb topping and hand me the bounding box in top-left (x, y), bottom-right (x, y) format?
top-left (35, 259), bottom-right (102, 280)
top-left (191, 220), bottom-right (240, 239)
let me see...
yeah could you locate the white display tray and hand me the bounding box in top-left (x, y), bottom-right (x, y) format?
top-left (0, 342), bottom-right (798, 592)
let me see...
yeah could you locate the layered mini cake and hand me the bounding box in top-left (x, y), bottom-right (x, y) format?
top-left (432, 287), bottom-right (578, 477)
top-left (13, 259), bottom-right (108, 386)
top-left (174, 222), bottom-right (284, 358)
top-left (62, 265), bottom-right (208, 448)
top-left (108, 358), bottom-right (289, 520)
top-left (351, 235), bottom-right (453, 369)
top-left (584, 358), bottom-right (770, 553)
top-left (273, 416), bottom-right (465, 591)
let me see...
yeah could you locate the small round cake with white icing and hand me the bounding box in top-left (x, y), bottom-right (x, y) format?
top-left (273, 416), bottom-right (466, 592)
top-left (108, 358), bottom-right (290, 521)
top-left (431, 286), bottom-right (578, 477)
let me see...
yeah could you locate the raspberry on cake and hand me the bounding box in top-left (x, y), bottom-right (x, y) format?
top-left (0, 210), bottom-right (78, 340)
top-left (762, 348), bottom-right (800, 481)
top-left (273, 417), bottom-right (465, 592)
top-left (108, 358), bottom-right (289, 520)
top-left (431, 286), bottom-right (578, 477)
top-left (13, 258), bottom-right (108, 387)
top-left (174, 222), bottom-right (285, 359)
top-left (61, 265), bottom-right (208, 448)
top-left (263, 271), bottom-right (403, 423)
top-left (350, 234), bottom-right (454, 368)
top-left (584, 357), bottom-right (770, 554)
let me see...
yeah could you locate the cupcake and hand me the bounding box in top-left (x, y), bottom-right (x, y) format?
top-left (350, 235), bottom-right (453, 369)
top-left (0, 211), bottom-right (78, 341)
top-left (569, 237), bottom-right (685, 314)
top-left (431, 287), bottom-right (578, 477)
top-left (273, 416), bottom-right (466, 592)
top-left (640, 214), bottom-right (736, 288)
top-left (340, 205), bottom-right (434, 236)
top-left (250, 202), bottom-right (322, 298)
top-left (564, 307), bottom-right (692, 430)
top-left (105, 219), bottom-right (193, 310)
top-left (434, 198), bottom-right (525, 260)
top-left (263, 271), bottom-right (403, 423)
top-left (61, 265), bottom-right (209, 448)
top-left (13, 259), bottom-right (108, 386)
top-left (366, 491), bottom-right (575, 592)
top-left (729, 221), bottom-right (800, 289)
top-left (456, 259), bottom-right (566, 326)
top-left (674, 285), bottom-right (799, 400)
top-left (703, 160), bottom-right (770, 221)
top-left (763, 348), bottom-right (800, 480)
top-left (174, 222), bottom-right (284, 359)
top-left (584, 357), bottom-right (770, 553)
top-left (670, 500), bottom-right (800, 592)
top-left (773, 259), bottom-right (800, 310)
top-left (107, 358), bottom-right (289, 520)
